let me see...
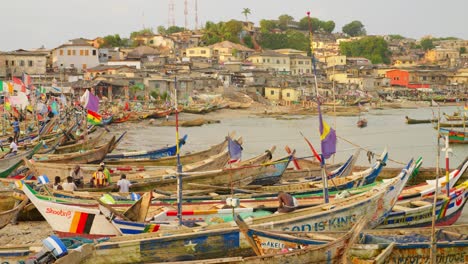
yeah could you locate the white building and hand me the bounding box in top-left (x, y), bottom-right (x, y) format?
top-left (52, 42), bottom-right (100, 71)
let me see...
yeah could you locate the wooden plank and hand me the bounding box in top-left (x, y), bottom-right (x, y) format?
top-left (409, 200), bottom-right (432, 207)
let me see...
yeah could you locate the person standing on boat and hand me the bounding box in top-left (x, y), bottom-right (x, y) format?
top-left (4, 137), bottom-right (18, 158)
top-left (12, 117), bottom-right (20, 144)
top-left (70, 165), bottom-right (84, 188)
top-left (91, 167), bottom-right (107, 188)
top-left (100, 162), bottom-right (111, 185)
top-left (62, 176), bottom-right (77, 191)
top-left (277, 191), bottom-right (298, 213)
top-left (117, 174), bottom-right (132, 193)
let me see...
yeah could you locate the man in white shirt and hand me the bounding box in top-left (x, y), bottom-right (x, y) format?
top-left (117, 174), bottom-right (132, 193)
top-left (4, 137), bottom-right (18, 158)
top-left (62, 176), bottom-right (77, 192)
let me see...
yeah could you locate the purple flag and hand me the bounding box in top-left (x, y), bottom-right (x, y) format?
top-left (86, 92), bottom-right (99, 112)
top-left (228, 137), bottom-right (243, 163)
top-left (318, 103), bottom-right (336, 159)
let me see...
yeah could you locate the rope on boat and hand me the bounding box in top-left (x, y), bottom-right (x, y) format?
top-left (336, 135), bottom-right (407, 165)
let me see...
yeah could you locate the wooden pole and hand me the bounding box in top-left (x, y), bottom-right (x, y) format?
top-left (430, 107), bottom-right (442, 264)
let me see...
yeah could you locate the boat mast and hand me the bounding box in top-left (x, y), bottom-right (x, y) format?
top-left (429, 107), bottom-right (442, 264)
top-left (174, 76), bottom-right (183, 226)
top-left (307, 11), bottom-right (329, 204)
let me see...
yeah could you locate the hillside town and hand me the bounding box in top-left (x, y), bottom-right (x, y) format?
top-left (0, 15), bottom-right (467, 109)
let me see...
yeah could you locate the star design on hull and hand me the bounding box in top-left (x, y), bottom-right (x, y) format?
top-left (184, 240), bottom-right (197, 253)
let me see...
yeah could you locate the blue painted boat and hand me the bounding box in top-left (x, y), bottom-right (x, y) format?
top-left (101, 115), bottom-right (113, 126)
top-left (105, 134), bottom-right (187, 160)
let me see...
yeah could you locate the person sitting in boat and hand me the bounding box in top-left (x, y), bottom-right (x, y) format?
top-left (277, 191), bottom-right (298, 213)
top-left (117, 174), bottom-right (132, 193)
top-left (4, 137), bottom-right (18, 158)
top-left (100, 162), bottom-right (111, 185)
top-left (70, 165), bottom-right (84, 188)
top-left (62, 176), bottom-right (77, 192)
top-left (91, 167), bottom-right (107, 188)
top-left (53, 176), bottom-right (63, 190)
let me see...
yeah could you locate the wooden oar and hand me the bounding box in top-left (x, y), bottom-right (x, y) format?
top-left (234, 214), bottom-right (264, 256)
top-left (285, 145), bottom-right (301, 170)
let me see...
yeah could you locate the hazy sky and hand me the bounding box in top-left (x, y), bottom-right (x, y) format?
top-left (1, 0), bottom-right (466, 51)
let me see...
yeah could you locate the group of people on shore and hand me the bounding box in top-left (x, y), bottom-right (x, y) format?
top-left (52, 162), bottom-right (132, 193)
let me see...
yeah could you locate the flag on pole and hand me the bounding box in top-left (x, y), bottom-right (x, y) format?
top-left (80, 89), bottom-right (100, 112)
top-left (12, 77), bottom-right (26, 93)
top-left (318, 103), bottom-right (336, 159)
top-left (22, 73), bottom-right (31, 87)
top-left (0, 80), bottom-right (6, 92)
top-left (4, 97), bottom-right (11, 111)
top-left (87, 110), bottom-right (102, 125)
top-left (38, 86), bottom-right (47, 94)
top-left (227, 137), bottom-right (243, 164)
top-left (7, 82), bottom-right (13, 94)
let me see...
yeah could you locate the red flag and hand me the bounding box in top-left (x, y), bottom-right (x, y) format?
top-left (12, 77), bottom-right (26, 92)
top-left (300, 132), bottom-right (322, 163)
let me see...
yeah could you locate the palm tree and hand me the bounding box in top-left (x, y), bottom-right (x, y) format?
top-left (242, 8), bottom-right (251, 22)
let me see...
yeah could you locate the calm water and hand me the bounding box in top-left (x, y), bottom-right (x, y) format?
top-left (112, 105), bottom-right (466, 169)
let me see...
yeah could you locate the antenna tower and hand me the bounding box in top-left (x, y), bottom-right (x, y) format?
top-left (195, 0), bottom-right (199, 30)
top-left (168, 0), bottom-right (176, 27)
top-left (184, 0), bottom-right (188, 30)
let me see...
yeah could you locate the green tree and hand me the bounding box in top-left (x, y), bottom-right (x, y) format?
top-left (166, 26), bottom-right (185, 34)
top-left (242, 8), bottom-right (251, 21)
top-left (278, 14), bottom-right (294, 30)
top-left (286, 30), bottom-right (309, 51)
top-left (388, 34), bottom-right (405, 40)
top-left (260, 19), bottom-right (277, 33)
top-left (259, 33), bottom-right (289, 49)
top-left (157, 26), bottom-right (167, 35)
top-left (102, 34), bottom-right (126, 47)
top-left (243, 35), bottom-right (254, 49)
top-left (420, 38), bottom-right (435, 51)
top-left (460, 47), bottom-right (466, 54)
top-left (298, 17), bottom-right (310, 31)
top-left (130, 28), bottom-right (154, 39)
top-left (321, 21), bottom-right (335, 33)
top-left (342, 20), bottom-right (366, 37)
top-left (201, 20), bottom-right (243, 45)
top-left (340, 36), bottom-right (390, 64)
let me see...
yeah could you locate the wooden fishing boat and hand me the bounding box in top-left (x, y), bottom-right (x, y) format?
top-left (357, 118), bottom-right (368, 128)
top-left (0, 193), bottom-right (28, 230)
top-left (443, 112), bottom-right (463, 121)
top-left (405, 116), bottom-right (437, 124)
top-left (104, 135), bottom-right (230, 166)
top-left (439, 128), bottom-right (468, 144)
top-left (378, 180), bottom-right (468, 229)
top-left (0, 142), bottom-right (43, 172)
top-left (349, 224), bottom-right (468, 264)
top-left (33, 136), bottom-right (115, 164)
top-left (436, 120), bottom-right (468, 128)
top-left (80, 149), bottom-right (288, 193)
top-left (44, 162), bottom-right (412, 263)
top-left (105, 134), bottom-right (187, 160)
top-left (148, 108), bottom-right (172, 119)
top-left (112, 114), bottom-right (131, 123)
top-left (53, 129), bottom-right (107, 154)
top-left (101, 115), bottom-right (113, 125)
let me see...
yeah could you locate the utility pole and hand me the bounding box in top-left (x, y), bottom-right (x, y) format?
top-left (184, 0), bottom-right (188, 30)
top-left (194, 0), bottom-right (199, 30)
top-left (168, 0), bottom-right (176, 27)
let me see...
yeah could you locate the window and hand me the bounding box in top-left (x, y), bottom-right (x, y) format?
top-left (201, 50), bottom-right (206, 54)
top-left (70, 64), bottom-right (75, 68)
top-left (276, 60), bottom-right (280, 64)
top-left (189, 50), bottom-right (195, 54)
top-left (28, 60), bottom-right (33, 67)
top-left (92, 50), bottom-right (96, 56)
top-left (80, 50), bottom-right (84, 56)
top-left (59, 50), bottom-right (64, 56)
top-left (72, 50), bottom-right (76, 55)
top-left (263, 59), bottom-right (265, 63)
top-left (5, 60), bottom-right (8, 66)
top-left (270, 90), bottom-right (274, 95)
top-left (82, 64), bottom-right (87, 69)
top-left (20, 60), bottom-right (25, 66)
top-left (85, 50), bottom-right (90, 56)
top-left (267, 59), bottom-right (270, 63)
top-left (286, 93), bottom-right (290, 97)
top-left (67, 50), bottom-right (71, 56)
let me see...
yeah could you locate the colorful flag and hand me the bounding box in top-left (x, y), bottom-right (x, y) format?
top-left (0, 80), bottom-right (6, 92)
top-left (80, 89), bottom-right (100, 112)
top-left (22, 73), bottom-right (31, 87)
top-left (318, 103), bottom-right (336, 159)
top-left (12, 77), bottom-right (26, 93)
top-left (4, 97), bottom-right (11, 111)
top-left (87, 109), bottom-right (102, 125)
top-left (464, 101), bottom-right (468, 111)
top-left (38, 86), bottom-right (47, 94)
top-left (227, 137), bottom-right (243, 163)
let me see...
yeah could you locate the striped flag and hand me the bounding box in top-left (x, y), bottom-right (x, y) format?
top-left (0, 80), bottom-right (6, 92)
top-left (12, 77), bottom-right (26, 93)
top-left (4, 97), bottom-right (11, 111)
top-left (87, 109), bottom-right (102, 125)
top-left (22, 73), bottom-right (31, 87)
